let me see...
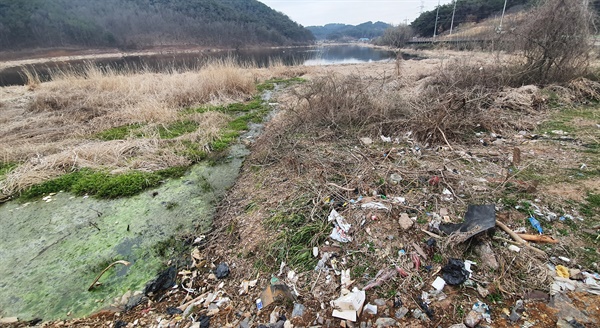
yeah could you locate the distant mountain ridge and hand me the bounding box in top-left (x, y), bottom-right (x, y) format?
top-left (307, 21), bottom-right (391, 41)
top-left (0, 0), bottom-right (315, 51)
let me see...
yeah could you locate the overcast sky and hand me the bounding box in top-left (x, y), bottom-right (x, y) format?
top-left (258, 0), bottom-right (455, 27)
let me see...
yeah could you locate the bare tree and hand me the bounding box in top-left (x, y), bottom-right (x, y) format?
top-left (512, 0), bottom-right (594, 84)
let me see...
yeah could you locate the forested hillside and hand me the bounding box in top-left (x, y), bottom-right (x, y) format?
top-left (410, 0), bottom-right (531, 36)
top-left (0, 0), bottom-right (315, 51)
top-left (307, 21), bottom-right (391, 41)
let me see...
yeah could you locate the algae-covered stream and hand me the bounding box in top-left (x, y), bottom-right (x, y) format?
top-left (0, 145), bottom-right (249, 320)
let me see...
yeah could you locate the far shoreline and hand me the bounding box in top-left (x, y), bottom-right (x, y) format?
top-left (0, 42), bottom-right (395, 70)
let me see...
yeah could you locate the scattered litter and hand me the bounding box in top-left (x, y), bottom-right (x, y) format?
top-left (166, 307), bottom-right (183, 315)
top-left (381, 135), bottom-right (392, 142)
top-left (509, 300), bottom-right (524, 322)
top-left (528, 216), bottom-right (543, 234)
top-left (508, 245), bottom-right (521, 252)
top-left (559, 256), bottom-right (571, 263)
top-left (441, 188), bottom-right (453, 201)
top-left (292, 303), bottom-right (305, 318)
top-left (391, 196), bottom-right (406, 204)
top-left (411, 253), bottom-right (421, 271)
top-left (432, 277), bottom-right (446, 291)
top-left (442, 259), bottom-right (470, 285)
top-left (239, 278), bottom-right (258, 295)
top-left (395, 307), bottom-right (409, 319)
top-left (315, 252), bottom-right (331, 271)
top-left (360, 202), bottom-right (389, 211)
top-left (313, 247), bottom-right (319, 257)
top-left (215, 263), bottom-right (230, 279)
top-left (259, 283), bottom-right (296, 308)
top-left (473, 302), bottom-right (491, 321)
top-left (364, 268), bottom-right (397, 290)
top-left (331, 288), bottom-right (365, 322)
top-left (328, 209), bottom-right (352, 243)
top-left (363, 303), bottom-right (378, 315)
top-left (556, 265), bottom-right (570, 278)
top-left (376, 317), bottom-right (398, 326)
top-left (256, 298), bottom-right (263, 310)
top-left (389, 174), bottom-right (402, 185)
top-left (144, 266), bottom-right (176, 297)
top-left (341, 269), bottom-right (354, 290)
top-left (439, 205), bottom-right (496, 240)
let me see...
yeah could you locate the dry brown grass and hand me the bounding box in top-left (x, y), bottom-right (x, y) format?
top-left (286, 73), bottom-right (397, 133)
top-left (29, 58), bottom-right (255, 132)
top-left (0, 59), bottom-right (260, 196)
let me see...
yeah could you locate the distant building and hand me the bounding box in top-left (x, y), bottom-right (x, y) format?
top-left (358, 38), bottom-right (370, 42)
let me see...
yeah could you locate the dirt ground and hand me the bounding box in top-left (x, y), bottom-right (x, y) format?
top-left (1, 50), bottom-right (600, 327)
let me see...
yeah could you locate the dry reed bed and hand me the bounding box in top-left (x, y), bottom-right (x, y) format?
top-left (0, 59), bottom-right (281, 196)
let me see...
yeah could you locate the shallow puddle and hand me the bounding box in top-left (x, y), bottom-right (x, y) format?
top-left (0, 145), bottom-right (248, 320)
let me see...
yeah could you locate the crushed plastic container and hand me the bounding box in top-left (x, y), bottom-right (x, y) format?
top-left (528, 216), bottom-right (543, 234)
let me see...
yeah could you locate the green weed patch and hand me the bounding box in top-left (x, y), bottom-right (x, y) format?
top-left (0, 162), bottom-right (17, 180)
top-left (256, 77), bottom-right (306, 92)
top-left (20, 167), bottom-right (187, 200)
top-left (96, 123), bottom-right (144, 141)
top-left (158, 120), bottom-right (199, 139)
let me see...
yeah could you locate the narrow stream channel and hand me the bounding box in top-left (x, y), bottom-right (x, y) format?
top-left (0, 90), bottom-right (276, 321)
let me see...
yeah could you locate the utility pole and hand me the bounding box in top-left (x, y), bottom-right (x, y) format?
top-left (499, 0), bottom-right (508, 32)
top-left (450, 0), bottom-right (457, 35)
top-left (433, 0), bottom-right (441, 38)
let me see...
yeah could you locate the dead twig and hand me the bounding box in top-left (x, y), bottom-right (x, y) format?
top-left (437, 127), bottom-right (454, 151)
top-left (88, 260), bottom-right (131, 291)
top-left (421, 229), bottom-right (443, 239)
top-left (326, 182), bottom-right (355, 192)
top-left (496, 220), bottom-right (546, 256)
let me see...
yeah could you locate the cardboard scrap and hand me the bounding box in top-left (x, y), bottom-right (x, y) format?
top-left (332, 288), bottom-right (366, 322)
top-left (259, 284), bottom-right (296, 308)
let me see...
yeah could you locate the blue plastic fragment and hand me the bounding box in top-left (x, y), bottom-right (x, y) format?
top-left (528, 216), bottom-right (543, 234)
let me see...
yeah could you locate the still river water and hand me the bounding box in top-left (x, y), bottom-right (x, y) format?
top-left (0, 45), bottom-right (400, 86)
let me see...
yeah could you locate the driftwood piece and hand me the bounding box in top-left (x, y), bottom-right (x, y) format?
top-left (88, 260), bottom-right (131, 291)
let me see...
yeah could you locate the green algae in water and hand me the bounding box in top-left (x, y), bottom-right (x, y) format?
top-left (0, 145), bottom-right (248, 320)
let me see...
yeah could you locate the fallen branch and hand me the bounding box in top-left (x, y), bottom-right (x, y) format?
top-left (496, 220), bottom-right (546, 256)
top-left (421, 229), bottom-right (443, 239)
top-left (326, 182), bottom-right (355, 192)
top-left (492, 235), bottom-right (521, 246)
top-left (517, 233), bottom-right (559, 244)
top-left (178, 292), bottom-right (209, 312)
top-left (88, 260), bottom-right (131, 291)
